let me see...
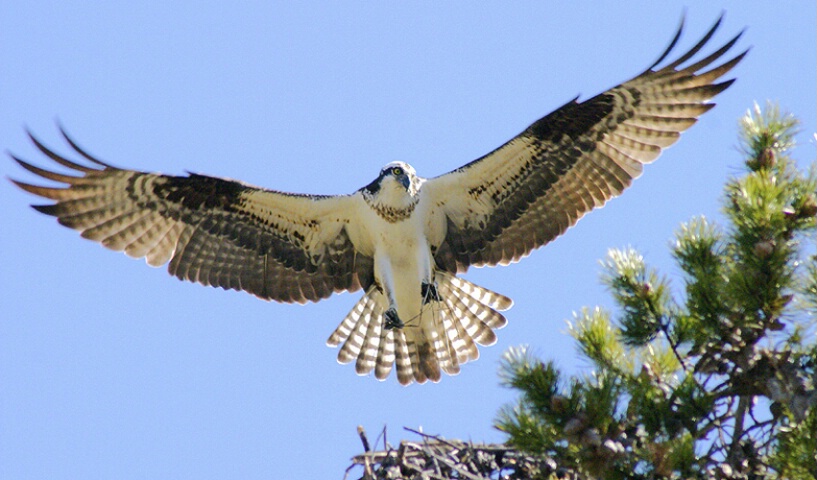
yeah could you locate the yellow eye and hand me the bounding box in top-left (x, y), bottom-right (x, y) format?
top-left (392, 167), bottom-right (403, 176)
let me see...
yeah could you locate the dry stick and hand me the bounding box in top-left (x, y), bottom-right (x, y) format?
top-left (403, 427), bottom-right (459, 449)
top-left (358, 425), bottom-right (371, 452)
top-left (357, 425), bottom-right (374, 480)
top-left (728, 395), bottom-right (750, 466)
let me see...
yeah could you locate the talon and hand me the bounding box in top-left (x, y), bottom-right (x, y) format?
top-left (421, 281), bottom-right (441, 304)
top-left (384, 308), bottom-right (404, 330)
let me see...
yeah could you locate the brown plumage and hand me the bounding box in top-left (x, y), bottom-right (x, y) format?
top-left (11, 16), bottom-right (745, 384)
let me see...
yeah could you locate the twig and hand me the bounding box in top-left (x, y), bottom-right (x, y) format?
top-left (429, 452), bottom-right (490, 480)
top-left (358, 425), bottom-right (371, 452)
top-left (728, 395), bottom-right (750, 465)
top-left (357, 425), bottom-right (373, 480)
top-left (403, 427), bottom-right (459, 449)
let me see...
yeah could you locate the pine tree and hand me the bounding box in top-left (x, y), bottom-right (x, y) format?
top-left (496, 103), bottom-right (817, 479)
top-left (347, 106), bottom-right (816, 479)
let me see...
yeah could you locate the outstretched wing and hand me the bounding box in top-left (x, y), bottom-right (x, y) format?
top-left (425, 16), bottom-right (747, 273)
top-left (10, 130), bottom-right (374, 304)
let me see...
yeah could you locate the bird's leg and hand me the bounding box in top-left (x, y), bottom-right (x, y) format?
top-left (421, 281), bottom-right (441, 304)
top-left (384, 308), bottom-right (404, 330)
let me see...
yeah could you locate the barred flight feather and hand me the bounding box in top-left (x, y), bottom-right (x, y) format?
top-left (11, 15), bottom-right (745, 385)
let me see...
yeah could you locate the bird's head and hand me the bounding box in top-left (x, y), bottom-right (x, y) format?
top-left (379, 161), bottom-right (416, 192)
top-left (363, 161), bottom-right (420, 196)
top-left (360, 161), bottom-right (422, 217)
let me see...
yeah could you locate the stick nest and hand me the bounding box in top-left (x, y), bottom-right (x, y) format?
top-left (346, 427), bottom-right (572, 480)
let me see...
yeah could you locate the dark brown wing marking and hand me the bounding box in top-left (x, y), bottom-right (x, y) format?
top-left (428, 16), bottom-right (746, 273)
top-left (11, 129), bottom-right (374, 303)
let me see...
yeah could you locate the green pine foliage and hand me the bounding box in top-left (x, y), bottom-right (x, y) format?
top-left (496, 104), bottom-right (817, 479)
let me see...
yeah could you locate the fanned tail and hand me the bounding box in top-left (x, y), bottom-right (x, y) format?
top-left (326, 272), bottom-right (512, 385)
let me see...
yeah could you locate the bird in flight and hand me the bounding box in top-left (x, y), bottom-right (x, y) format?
top-left (11, 16), bottom-right (745, 385)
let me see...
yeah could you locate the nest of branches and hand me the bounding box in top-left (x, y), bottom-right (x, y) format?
top-left (346, 427), bottom-right (572, 480)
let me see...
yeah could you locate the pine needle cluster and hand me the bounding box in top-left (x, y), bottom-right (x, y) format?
top-left (496, 104), bottom-right (817, 479)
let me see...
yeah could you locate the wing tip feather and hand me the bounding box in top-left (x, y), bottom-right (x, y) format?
top-left (31, 203), bottom-right (60, 216)
top-left (58, 125), bottom-right (114, 168)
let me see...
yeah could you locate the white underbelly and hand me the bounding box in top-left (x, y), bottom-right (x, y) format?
top-left (374, 221), bottom-right (429, 317)
top-left (347, 192), bottom-right (445, 323)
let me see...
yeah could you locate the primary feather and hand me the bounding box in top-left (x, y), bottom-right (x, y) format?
top-left (11, 16), bottom-right (745, 384)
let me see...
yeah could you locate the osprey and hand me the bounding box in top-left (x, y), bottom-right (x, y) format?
top-left (11, 17), bottom-right (745, 385)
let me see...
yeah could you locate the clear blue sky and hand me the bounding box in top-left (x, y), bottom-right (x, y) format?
top-left (1, 2), bottom-right (814, 478)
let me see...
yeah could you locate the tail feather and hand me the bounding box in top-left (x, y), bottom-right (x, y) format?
top-left (393, 330), bottom-right (414, 385)
top-left (374, 328), bottom-right (395, 380)
top-left (439, 280), bottom-right (498, 346)
top-left (422, 307), bottom-right (458, 377)
top-left (446, 306), bottom-right (480, 363)
top-left (355, 299), bottom-right (384, 374)
top-left (336, 293), bottom-right (377, 364)
top-left (438, 310), bottom-right (462, 374)
top-left (449, 275), bottom-right (513, 313)
top-left (416, 336), bottom-right (440, 383)
top-left (326, 294), bottom-right (367, 347)
top-left (437, 281), bottom-right (492, 350)
top-left (327, 272), bottom-right (511, 385)
top-left (404, 329), bottom-right (436, 384)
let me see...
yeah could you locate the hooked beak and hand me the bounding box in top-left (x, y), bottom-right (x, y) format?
top-left (398, 174), bottom-right (411, 190)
